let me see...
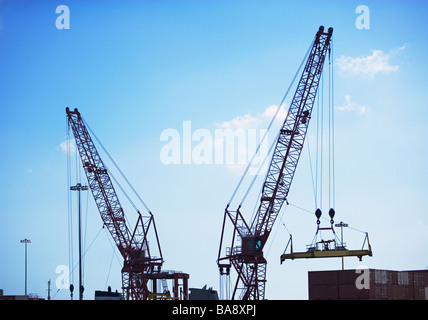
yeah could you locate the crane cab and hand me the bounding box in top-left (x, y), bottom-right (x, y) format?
top-left (241, 236), bottom-right (262, 255)
top-left (239, 235), bottom-right (268, 264)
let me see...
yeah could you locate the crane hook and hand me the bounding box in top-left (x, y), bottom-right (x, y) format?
top-left (315, 208), bottom-right (322, 225)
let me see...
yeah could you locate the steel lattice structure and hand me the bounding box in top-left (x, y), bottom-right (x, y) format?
top-left (217, 26), bottom-right (333, 300)
top-left (66, 108), bottom-right (167, 300)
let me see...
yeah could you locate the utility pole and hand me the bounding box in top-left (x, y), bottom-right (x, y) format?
top-left (20, 238), bottom-right (31, 296)
top-left (47, 279), bottom-right (51, 300)
top-left (70, 183), bottom-right (88, 300)
top-left (335, 221), bottom-right (349, 270)
top-left (335, 221), bottom-right (349, 248)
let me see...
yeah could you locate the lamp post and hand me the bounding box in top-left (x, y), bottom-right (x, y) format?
top-left (70, 183), bottom-right (88, 300)
top-left (20, 238), bottom-right (31, 296)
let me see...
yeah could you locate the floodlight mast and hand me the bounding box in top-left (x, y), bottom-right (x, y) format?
top-left (70, 183), bottom-right (88, 300)
top-left (217, 26), bottom-right (333, 300)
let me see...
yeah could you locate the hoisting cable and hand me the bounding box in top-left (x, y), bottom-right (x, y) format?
top-left (227, 38), bottom-right (315, 207)
top-left (288, 202), bottom-right (315, 215)
top-left (103, 225), bottom-right (123, 267)
top-left (313, 40), bottom-right (336, 212)
top-left (83, 118), bottom-right (152, 215)
top-left (51, 225), bottom-right (105, 300)
top-left (82, 188), bottom-right (89, 287)
top-left (246, 131), bottom-right (280, 228)
top-left (306, 134), bottom-right (317, 209)
top-left (347, 224), bottom-right (369, 234)
top-left (75, 225), bottom-right (105, 295)
top-left (314, 81), bottom-right (319, 210)
top-left (108, 165), bottom-right (139, 212)
top-left (241, 131), bottom-right (279, 207)
top-left (328, 44), bottom-right (332, 210)
top-left (320, 71), bottom-right (324, 211)
top-left (66, 121), bottom-right (75, 290)
top-left (266, 202), bottom-right (292, 258)
top-left (306, 39), bottom-right (339, 248)
top-left (289, 202), bottom-right (368, 250)
top-left (84, 225), bottom-right (105, 255)
top-left (105, 165), bottom-right (139, 229)
top-left (328, 41), bottom-right (337, 210)
top-left (331, 39), bottom-right (336, 209)
top-left (103, 225), bottom-right (123, 290)
top-left (105, 247), bottom-right (115, 291)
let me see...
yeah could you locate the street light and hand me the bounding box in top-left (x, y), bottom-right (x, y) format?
top-left (70, 183), bottom-right (89, 300)
top-left (20, 238), bottom-right (31, 296)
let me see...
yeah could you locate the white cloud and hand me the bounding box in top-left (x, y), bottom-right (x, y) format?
top-left (212, 104), bottom-right (285, 176)
top-left (336, 95), bottom-right (367, 115)
top-left (335, 49), bottom-right (399, 77)
top-left (215, 113), bottom-right (261, 130)
top-left (215, 104), bottom-right (287, 130)
top-left (261, 104), bottom-right (288, 121)
top-left (58, 138), bottom-right (76, 155)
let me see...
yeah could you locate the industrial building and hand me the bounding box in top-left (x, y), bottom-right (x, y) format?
top-left (189, 285), bottom-right (219, 300)
top-left (94, 287), bottom-right (122, 300)
top-left (0, 289), bottom-right (45, 300)
top-left (308, 269), bottom-right (428, 300)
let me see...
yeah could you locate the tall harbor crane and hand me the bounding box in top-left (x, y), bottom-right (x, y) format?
top-left (217, 26), bottom-right (333, 300)
top-left (66, 108), bottom-right (188, 300)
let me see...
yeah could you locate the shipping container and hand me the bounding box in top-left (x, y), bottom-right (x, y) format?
top-left (308, 269), bottom-right (427, 300)
top-left (309, 284), bottom-right (338, 300)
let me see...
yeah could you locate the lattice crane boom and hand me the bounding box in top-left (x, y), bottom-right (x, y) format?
top-left (252, 25), bottom-right (333, 240)
top-left (217, 26), bottom-right (333, 300)
top-left (66, 107), bottom-right (163, 300)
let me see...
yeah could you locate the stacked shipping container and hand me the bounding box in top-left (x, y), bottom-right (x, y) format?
top-left (308, 269), bottom-right (428, 300)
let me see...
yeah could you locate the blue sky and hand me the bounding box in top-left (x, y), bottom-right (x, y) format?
top-left (0, 0), bottom-right (427, 300)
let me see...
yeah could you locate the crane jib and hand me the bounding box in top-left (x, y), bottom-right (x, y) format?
top-left (65, 107), bottom-right (169, 300)
top-left (66, 107), bottom-right (133, 252)
top-left (253, 26), bottom-right (333, 239)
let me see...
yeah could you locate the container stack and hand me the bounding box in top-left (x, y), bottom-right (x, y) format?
top-left (308, 269), bottom-right (428, 300)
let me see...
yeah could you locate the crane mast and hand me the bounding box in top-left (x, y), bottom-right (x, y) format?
top-left (66, 107), bottom-right (164, 300)
top-left (217, 26), bottom-right (333, 300)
